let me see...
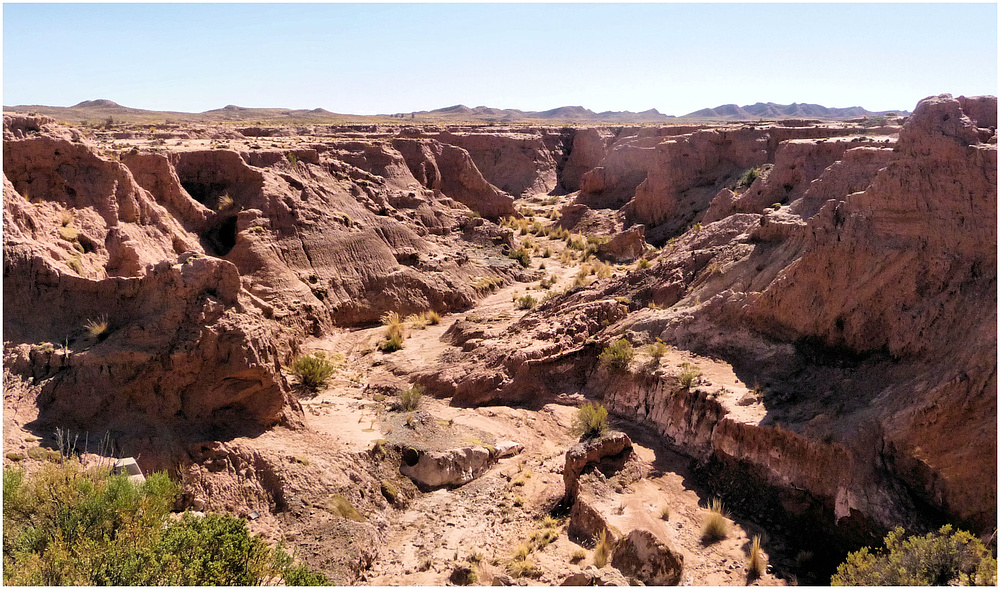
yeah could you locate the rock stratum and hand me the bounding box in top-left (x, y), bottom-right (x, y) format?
top-left (2, 93), bottom-right (994, 584)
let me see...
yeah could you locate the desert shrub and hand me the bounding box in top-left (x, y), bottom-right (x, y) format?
top-left (649, 340), bottom-right (668, 361)
top-left (570, 548), bottom-right (587, 563)
top-left (593, 530), bottom-right (612, 568)
top-left (659, 505), bottom-right (671, 520)
top-left (396, 385), bottom-right (424, 412)
top-left (291, 352), bottom-right (336, 389)
top-left (678, 362), bottom-right (701, 388)
top-left (637, 258), bottom-right (651, 269)
top-left (515, 294), bottom-right (536, 310)
top-left (2, 462), bottom-right (326, 585)
top-left (573, 402), bottom-right (609, 439)
top-left (737, 167), bottom-right (760, 188)
top-left (599, 338), bottom-right (634, 372)
top-left (700, 498), bottom-right (729, 544)
top-left (281, 562), bottom-right (333, 586)
top-left (508, 248), bottom-right (531, 268)
top-left (426, 310), bottom-right (442, 325)
top-left (747, 535), bottom-right (765, 581)
top-left (831, 525), bottom-right (997, 586)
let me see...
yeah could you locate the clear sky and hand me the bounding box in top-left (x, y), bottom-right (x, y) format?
top-left (3, 3), bottom-right (997, 115)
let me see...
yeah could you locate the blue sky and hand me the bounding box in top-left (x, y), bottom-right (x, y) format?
top-left (3, 3), bottom-right (997, 115)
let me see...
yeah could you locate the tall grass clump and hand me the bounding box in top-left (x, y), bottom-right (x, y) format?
top-left (700, 498), bottom-right (729, 544)
top-left (747, 535), bottom-right (765, 581)
top-left (593, 530), bottom-right (613, 568)
top-left (379, 312), bottom-right (405, 352)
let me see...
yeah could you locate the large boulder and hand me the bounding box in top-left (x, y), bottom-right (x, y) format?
top-left (563, 431), bottom-right (633, 500)
top-left (399, 445), bottom-right (494, 489)
top-left (610, 529), bottom-right (684, 586)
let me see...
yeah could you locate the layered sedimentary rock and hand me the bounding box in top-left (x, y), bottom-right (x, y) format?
top-left (2, 114), bottom-right (528, 443)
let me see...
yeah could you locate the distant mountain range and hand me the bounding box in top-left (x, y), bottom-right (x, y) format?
top-left (3, 99), bottom-right (907, 125)
top-left (409, 104), bottom-right (674, 123)
top-left (682, 102), bottom-right (905, 120)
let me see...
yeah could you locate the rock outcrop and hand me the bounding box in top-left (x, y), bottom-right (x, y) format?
top-left (563, 431), bottom-right (634, 500)
top-left (611, 529), bottom-right (684, 586)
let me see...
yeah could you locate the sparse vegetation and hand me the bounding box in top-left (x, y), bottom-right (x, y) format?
top-left (515, 294), bottom-right (537, 310)
top-left (570, 548), bottom-right (587, 563)
top-left (396, 384), bottom-right (423, 412)
top-left (508, 247), bottom-right (531, 268)
top-left (737, 167), bottom-right (760, 188)
top-left (700, 498), bottom-right (729, 544)
top-left (831, 525), bottom-right (997, 586)
top-left (379, 311), bottom-right (405, 352)
top-left (747, 535), bottom-right (765, 581)
top-left (380, 481), bottom-right (398, 504)
top-left (659, 505), bottom-right (671, 520)
top-left (649, 339), bottom-right (668, 361)
top-left (573, 402), bottom-right (609, 439)
top-left (593, 530), bottom-right (612, 568)
top-left (84, 315), bottom-right (109, 341)
top-left (599, 338), bottom-right (634, 372)
top-left (637, 257), bottom-right (651, 269)
top-left (426, 310), bottom-right (442, 325)
top-left (678, 362), bottom-right (701, 388)
top-left (325, 494), bottom-right (366, 522)
top-left (291, 351), bottom-right (336, 389)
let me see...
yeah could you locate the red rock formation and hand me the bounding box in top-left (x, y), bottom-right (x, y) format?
top-left (391, 138), bottom-right (515, 219)
top-left (434, 130), bottom-right (559, 196)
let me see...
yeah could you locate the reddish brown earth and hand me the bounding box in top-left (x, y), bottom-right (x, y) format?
top-left (3, 94), bottom-right (995, 585)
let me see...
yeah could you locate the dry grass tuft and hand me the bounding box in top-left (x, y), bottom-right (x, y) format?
top-left (593, 530), bottom-right (613, 568)
top-left (701, 498), bottom-right (729, 544)
top-left (84, 316), bottom-right (109, 340)
top-left (747, 535), bottom-right (765, 581)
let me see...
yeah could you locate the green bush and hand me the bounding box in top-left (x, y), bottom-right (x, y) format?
top-left (573, 402), bottom-right (608, 439)
top-left (2, 462), bottom-right (329, 586)
top-left (832, 525), bottom-right (997, 586)
top-left (737, 167), bottom-right (760, 188)
top-left (291, 352), bottom-right (336, 389)
top-left (599, 338), bottom-right (634, 372)
top-left (508, 248), bottom-right (532, 268)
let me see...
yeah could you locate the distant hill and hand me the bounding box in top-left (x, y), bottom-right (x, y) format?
top-left (681, 102), bottom-right (906, 121)
top-left (2, 101), bottom-right (364, 125)
top-left (409, 104), bottom-right (676, 123)
top-left (4, 99), bottom-right (908, 126)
